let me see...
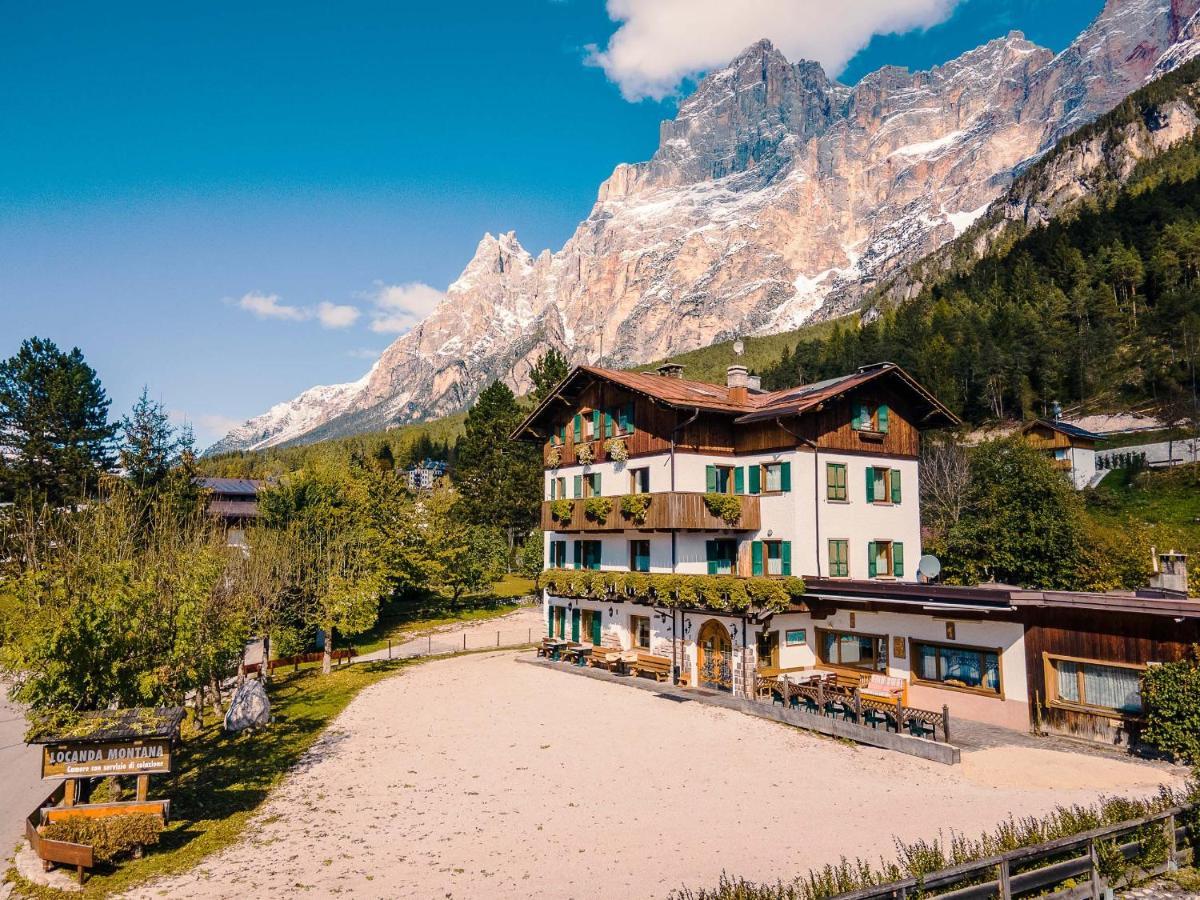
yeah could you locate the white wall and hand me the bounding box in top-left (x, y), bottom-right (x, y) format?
top-left (1069, 446), bottom-right (1097, 490)
top-left (545, 448), bottom-right (924, 581)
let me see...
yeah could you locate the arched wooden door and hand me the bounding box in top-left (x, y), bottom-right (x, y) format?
top-left (697, 619), bottom-right (733, 692)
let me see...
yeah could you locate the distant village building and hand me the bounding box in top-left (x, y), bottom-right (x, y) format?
top-left (1020, 419), bottom-right (1101, 489)
top-left (196, 477), bottom-right (267, 545)
top-left (404, 459), bottom-right (447, 491)
top-left (514, 362), bottom-right (1200, 747)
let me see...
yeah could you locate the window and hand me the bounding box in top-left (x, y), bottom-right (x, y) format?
top-left (1046, 655), bottom-right (1144, 714)
top-left (867, 540), bottom-right (903, 578)
top-left (817, 629), bottom-right (888, 672)
top-left (574, 472), bottom-right (602, 498)
top-left (573, 540), bottom-right (602, 570)
top-left (706, 464), bottom-right (741, 495)
top-left (826, 462), bottom-right (847, 501)
top-left (751, 540), bottom-right (791, 577)
top-left (828, 539), bottom-right (849, 577)
top-left (549, 540), bottom-right (567, 569)
top-left (913, 641), bottom-right (1001, 695)
top-left (852, 402), bottom-right (890, 434)
top-left (865, 467), bottom-right (902, 504)
top-left (705, 539), bottom-right (738, 575)
top-left (548, 476), bottom-right (566, 500)
top-left (629, 539), bottom-right (650, 573)
top-left (629, 467), bottom-right (650, 493)
top-left (748, 461), bottom-right (791, 494)
top-left (756, 630), bottom-right (779, 669)
top-left (631, 615), bottom-right (651, 650)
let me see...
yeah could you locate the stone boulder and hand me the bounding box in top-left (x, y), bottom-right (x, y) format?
top-left (224, 679), bottom-right (271, 732)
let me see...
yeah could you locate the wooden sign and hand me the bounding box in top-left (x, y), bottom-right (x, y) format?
top-left (41, 738), bottom-right (172, 780)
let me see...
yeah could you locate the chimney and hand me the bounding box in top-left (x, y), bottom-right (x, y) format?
top-left (727, 364), bottom-right (749, 405)
top-left (746, 374), bottom-right (762, 392)
top-left (1150, 549), bottom-right (1189, 595)
top-left (657, 363), bottom-right (685, 379)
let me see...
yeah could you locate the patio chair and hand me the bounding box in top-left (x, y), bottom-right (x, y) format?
top-left (801, 695), bottom-right (820, 714)
top-left (864, 707), bottom-right (893, 730)
top-left (906, 716), bottom-right (936, 740)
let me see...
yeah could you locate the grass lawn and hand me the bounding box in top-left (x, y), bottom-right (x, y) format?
top-left (8, 660), bottom-right (412, 898)
top-left (1086, 463), bottom-right (1200, 583)
top-left (350, 576), bottom-right (536, 656)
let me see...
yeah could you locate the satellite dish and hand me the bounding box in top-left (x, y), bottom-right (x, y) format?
top-left (733, 339), bottom-right (745, 357)
top-left (918, 555), bottom-right (942, 581)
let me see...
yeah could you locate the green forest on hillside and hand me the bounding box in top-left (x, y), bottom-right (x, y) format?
top-left (761, 130), bottom-right (1200, 423)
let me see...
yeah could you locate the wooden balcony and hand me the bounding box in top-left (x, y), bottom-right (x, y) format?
top-left (541, 491), bottom-right (761, 533)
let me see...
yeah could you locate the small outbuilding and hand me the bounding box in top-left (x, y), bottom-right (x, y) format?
top-left (1020, 419), bottom-right (1102, 489)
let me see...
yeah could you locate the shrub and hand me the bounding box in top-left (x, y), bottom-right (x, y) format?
top-left (584, 496), bottom-right (613, 522)
top-left (1141, 648), bottom-right (1200, 762)
top-left (703, 492), bottom-right (742, 525)
top-left (42, 812), bottom-right (164, 864)
top-left (620, 493), bottom-right (652, 525)
top-left (549, 498), bottom-right (574, 523)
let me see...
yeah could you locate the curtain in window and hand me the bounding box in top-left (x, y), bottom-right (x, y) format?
top-left (1056, 660), bottom-right (1081, 703)
top-left (1083, 663), bottom-right (1142, 712)
top-left (917, 643), bottom-right (938, 680)
top-left (823, 632), bottom-right (836, 664)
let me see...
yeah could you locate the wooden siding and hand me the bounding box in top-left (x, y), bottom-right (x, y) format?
top-left (541, 492), bottom-right (761, 533)
top-left (542, 378), bottom-right (926, 467)
top-left (1023, 608), bottom-right (1200, 743)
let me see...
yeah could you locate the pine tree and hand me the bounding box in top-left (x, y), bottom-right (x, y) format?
top-left (0, 337), bottom-right (117, 506)
top-left (529, 348), bottom-right (570, 403)
top-left (120, 387), bottom-right (180, 493)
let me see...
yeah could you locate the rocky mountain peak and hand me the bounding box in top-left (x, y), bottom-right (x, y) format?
top-left (211, 0), bottom-right (1200, 454)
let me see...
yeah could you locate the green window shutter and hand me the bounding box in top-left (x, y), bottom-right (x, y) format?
top-left (877, 405), bottom-right (889, 434)
top-left (558, 424), bottom-right (566, 443)
top-left (852, 403), bottom-right (866, 431)
top-left (751, 541), bottom-right (764, 577)
top-left (573, 540), bottom-right (582, 569)
top-left (573, 414), bottom-right (582, 442)
top-left (573, 474), bottom-right (582, 498)
top-left (624, 401), bottom-right (635, 433)
top-left (781, 541), bottom-right (792, 576)
top-left (605, 409), bottom-right (614, 438)
top-left (618, 403), bottom-right (629, 433)
top-left (867, 542), bottom-right (877, 578)
top-left (891, 469), bottom-right (902, 504)
top-left (734, 466), bottom-right (745, 494)
top-left (827, 541), bottom-right (838, 577)
top-left (571, 609), bottom-right (580, 642)
top-left (780, 461), bottom-right (791, 492)
top-left (893, 542), bottom-right (904, 578)
top-left (592, 473), bottom-right (602, 495)
top-left (592, 409), bottom-right (602, 438)
top-left (706, 540), bottom-right (718, 575)
top-left (748, 465), bottom-right (761, 495)
top-left (548, 606), bottom-right (555, 637)
top-left (591, 611), bottom-right (602, 645)
top-left (706, 465), bottom-right (717, 493)
top-left (865, 466), bottom-right (875, 502)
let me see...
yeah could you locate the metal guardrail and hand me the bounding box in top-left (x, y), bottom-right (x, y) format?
top-left (830, 803), bottom-right (1195, 900)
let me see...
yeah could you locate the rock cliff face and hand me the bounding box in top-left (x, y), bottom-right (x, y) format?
top-left (209, 0), bottom-right (1200, 453)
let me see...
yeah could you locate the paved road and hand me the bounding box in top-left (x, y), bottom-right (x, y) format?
top-left (0, 687), bottom-right (47, 862)
top-left (355, 605), bottom-right (543, 663)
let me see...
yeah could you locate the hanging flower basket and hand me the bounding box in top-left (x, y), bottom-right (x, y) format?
top-left (604, 438), bottom-right (628, 462)
top-left (546, 447), bottom-right (562, 469)
top-left (576, 443), bottom-right (595, 465)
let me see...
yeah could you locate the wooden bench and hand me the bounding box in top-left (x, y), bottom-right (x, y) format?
top-left (588, 646), bottom-right (621, 671)
top-left (629, 652), bottom-right (672, 682)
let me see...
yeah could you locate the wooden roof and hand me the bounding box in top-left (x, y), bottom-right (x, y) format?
top-left (27, 707), bottom-right (186, 745)
top-left (512, 361), bottom-right (959, 439)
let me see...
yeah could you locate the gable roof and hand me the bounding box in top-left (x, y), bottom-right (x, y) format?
top-left (1020, 419), bottom-right (1102, 443)
top-left (195, 477), bottom-right (268, 496)
top-left (511, 361), bottom-right (959, 440)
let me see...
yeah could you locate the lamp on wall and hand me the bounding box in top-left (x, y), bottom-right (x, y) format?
top-left (608, 607), bottom-right (614, 617)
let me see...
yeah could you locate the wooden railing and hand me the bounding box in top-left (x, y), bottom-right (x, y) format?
top-left (830, 803), bottom-right (1195, 899)
top-left (541, 492), bottom-right (761, 533)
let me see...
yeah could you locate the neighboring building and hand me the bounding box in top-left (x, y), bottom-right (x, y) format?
top-left (1020, 419), bottom-right (1101, 489)
top-left (196, 477), bottom-right (267, 545)
top-left (405, 458), bottom-right (448, 491)
top-left (513, 363), bottom-right (1200, 744)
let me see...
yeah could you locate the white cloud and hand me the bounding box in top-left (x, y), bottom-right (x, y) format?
top-left (588, 0), bottom-right (961, 100)
top-left (365, 281), bottom-right (446, 334)
top-left (237, 291), bottom-right (311, 322)
top-left (317, 301), bottom-right (361, 329)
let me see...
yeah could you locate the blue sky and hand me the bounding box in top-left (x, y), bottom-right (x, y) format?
top-left (0, 0), bottom-right (1103, 445)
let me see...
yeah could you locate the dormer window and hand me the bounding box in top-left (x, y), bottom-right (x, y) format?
top-left (852, 402), bottom-right (890, 434)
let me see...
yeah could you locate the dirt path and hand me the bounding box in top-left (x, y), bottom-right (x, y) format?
top-left (124, 652), bottom-right (1190, 900)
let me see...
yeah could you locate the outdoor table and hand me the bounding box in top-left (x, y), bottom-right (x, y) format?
top-left (545, 639), bottom-right (568, 661)
top-left (616, 651), bottom-right (638, 675)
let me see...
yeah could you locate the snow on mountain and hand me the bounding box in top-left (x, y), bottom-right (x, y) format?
top-left (210, 0), bottom-right (1200, 453)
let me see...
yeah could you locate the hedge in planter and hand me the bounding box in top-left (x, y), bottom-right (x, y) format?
top-left (41, 812), bottom-right (164, 864)
top-left (550, 498), bottom-right (574, 523)
top-left (584, 496), bottom-right (613, 522)
top-left (540, 567), bottom-right (803, 614)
